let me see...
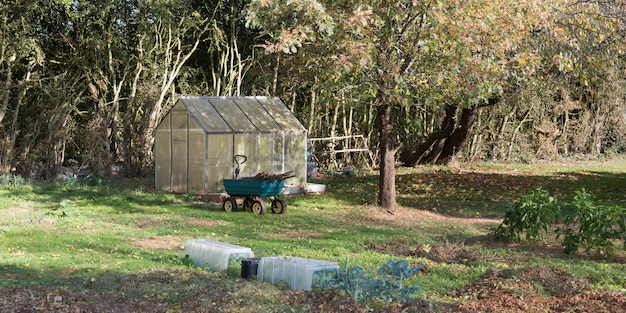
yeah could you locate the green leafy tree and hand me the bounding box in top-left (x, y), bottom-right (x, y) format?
top-left (0, 0), bottom-right (83, 178)
top-left (60, 0), bottom-right (211, 175)
top-left (245, 0), bottom-right (558, 208)
top-left (403, 0), bottom-right (558, 165)
top-left (448, 0), bottom-right (626, 162)
top-left (0, 1), bottom-right (46, 174)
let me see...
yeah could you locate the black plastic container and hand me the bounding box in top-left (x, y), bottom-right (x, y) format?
top-left (241, 258), bottom-right (260, 279)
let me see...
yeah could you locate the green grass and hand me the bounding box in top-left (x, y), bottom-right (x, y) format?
top-left (1, 156), bottom-right (625, 310)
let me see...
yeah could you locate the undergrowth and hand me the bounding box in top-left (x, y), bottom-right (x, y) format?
top-left (494, 188), bottom-right (626, 257)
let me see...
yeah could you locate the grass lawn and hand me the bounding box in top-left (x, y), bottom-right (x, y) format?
top-left (1, 156), bottom-right (625, 312)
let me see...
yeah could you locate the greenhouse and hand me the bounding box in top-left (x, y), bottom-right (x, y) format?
top-left (154, 96), bottom-right (307, 194)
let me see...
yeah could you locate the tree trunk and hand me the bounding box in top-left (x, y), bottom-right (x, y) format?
top-left (377, 98), bottom-right (396, 210)
top-left (507, 110), bottom-right (531, 160)
top-left (488, 106), bottom-right (516, 160)
top-left (272, 54), bottom-right (280, 96)
top-left (590, 106), bottom-right (604, 155)
top-left (421, 138), bottom-right (447, 164)
top-left (405, 105), bottom-right (456, 166)
top-left (128, 20), bottom-right (206, 176)
top-left (307, 77), bottom-right (318, 134)
top-left (122, 51), bottom-right (144, 176)
top-left (469, 111), bottom-right (482, 162)
top-left (0, 55), bottom-right (15, 125)
top-left (436, 106), bottom-right (480, 165)
top-left (1, 77), bottom-right (27, 175)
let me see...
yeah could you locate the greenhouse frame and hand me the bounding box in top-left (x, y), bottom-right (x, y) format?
top-left (154, 96), bottom-right (307, 194)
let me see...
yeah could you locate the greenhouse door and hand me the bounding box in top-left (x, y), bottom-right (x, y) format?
top-left (171, 112), bottom-right (188, 192)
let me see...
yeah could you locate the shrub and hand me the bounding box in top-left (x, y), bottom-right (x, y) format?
top-left (0, 174), bottom-right (11, 186)
top-left (494, 187), bottom-right (626, 257)
top-left (0, 174), bottom-right (26, 190)
top-left (494, 187), bottom-right (560, 242)
top-left (557, 190), bottom-right (626, 257)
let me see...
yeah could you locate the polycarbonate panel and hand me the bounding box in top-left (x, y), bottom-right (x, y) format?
top-left (154, 129), bottom-right (172, 190)
top-left (183, 98), bottom-right (232, 133)
top-left (171, 101), bottom-right (188, 112)
top-left (171, 130), bottom-right (188, 192)
top-left (172, 111), bottom-right (188, 130)
top-left (272, 132), bottom-right (285, 171)
top-left (285, 163), bottom-right (306, 184)
top-left (210, 98), bottom-right (258, 133)
top-left (188, 115), bottom-right (203, 131)
top-left (157, 112), bottom-right (172, 131)
top-left (188, 163), bottom-right (205, 192)
top-left (256, 97), bottom-right (306, 131)
top-left (188, 131), bottom-right (205, 192)
top-left (270, 132), bottom-right (289, 179)
top-left (271, 164), bottom-right (284, 177)
top-left (233, 133), bottom-right (260, 178)
top-left (258, 133), bottom-right (275, 175)
top-left (234, 98), bottom-right (280, 131)
top-left (284, 133), bottom-right (306, 160)
top-left (283, 132), bottom-right (307, 184)
top-left (207, 134), bottom-right (232, 191)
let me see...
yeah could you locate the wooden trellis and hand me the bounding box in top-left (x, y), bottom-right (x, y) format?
top-left (308, 135), bottom-right (376, 171)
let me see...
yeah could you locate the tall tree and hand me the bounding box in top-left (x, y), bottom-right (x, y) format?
top-left (123, 3), bottom-right (209, 175)
top-left (64, 0), bottom-right (210, 176)
top-left (354, 1), bottom-right (433, 209)
top-left (405, 0), bottom-right (557, 165)
top-left (0, 0), bottom-right (75, 177)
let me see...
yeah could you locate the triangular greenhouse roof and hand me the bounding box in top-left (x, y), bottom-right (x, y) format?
top-left (174, 96), bottom-right (306, 134)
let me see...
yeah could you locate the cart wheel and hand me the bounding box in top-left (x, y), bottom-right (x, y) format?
top-left (251, 200), bottom-right (266, 215)
top-left (222, 197), bottom-right (237, 212)
top-left (271, 198), bottom-right (287, 214)
top-left (244, 197), bottom-right (254, 212)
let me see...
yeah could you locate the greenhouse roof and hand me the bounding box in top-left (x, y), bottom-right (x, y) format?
top-left (175, 96), bottom-right (305, 134)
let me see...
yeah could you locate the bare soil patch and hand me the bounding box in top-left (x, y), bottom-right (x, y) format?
top-left (187, 219), bottom-right (222, 227)
top-left (454, 267), bottom-right (626, 313)
top-left (130, 235), bottom-right (182, 250)
top-left (360, 205), bottom-right (501, 227)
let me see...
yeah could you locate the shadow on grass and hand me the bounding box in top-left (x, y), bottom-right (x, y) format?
top-left (26, 177), bottom-right (196, 215)
top-left (0, 263), bottom-right (246, 312)
top-left (458, 234), bottom-right (626, 265)
top-left (311, 168), bottom-right (626, 218)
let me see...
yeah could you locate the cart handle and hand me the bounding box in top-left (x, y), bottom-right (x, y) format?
top-left (233, 154), bottom-right (247, 179)
top-left (234, 154), bottom-right (247, 165)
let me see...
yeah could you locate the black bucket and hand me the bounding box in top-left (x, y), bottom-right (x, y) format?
top-left (241, 258), bottom-right (260, 279)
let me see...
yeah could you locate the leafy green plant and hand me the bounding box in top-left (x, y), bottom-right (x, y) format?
top-left (558, 190), bottom-right (626, 257)
top-left (376, 260), bottom-right (424, 303)
top-left (0, 174), bottom-right (10, 186)
top-left (494, 187), bottom-right (560, 242)
top-left (315, 259), bottom-right (424, 304)
top-left (0, 174), bottom-right (26, 189)
top-left (61, 177), bottom-right (80, 191)
top-left (48, 201), bottom-right (74, 217)
top-left (12, 175), bottom-right (26, 186)
top-left (178, 255), bottom-right (196, 268)
top-left (82, 170), bottom-right (105, 186)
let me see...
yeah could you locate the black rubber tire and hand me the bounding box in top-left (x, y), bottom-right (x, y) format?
top-left (271, 198), bottom-right (287, 214)
top-left (244, 197), bottom-right (254, 212)
top-left (251, 200), bottom-right (267, 215)
top-left (222, 197), bottom-right (237, 212)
